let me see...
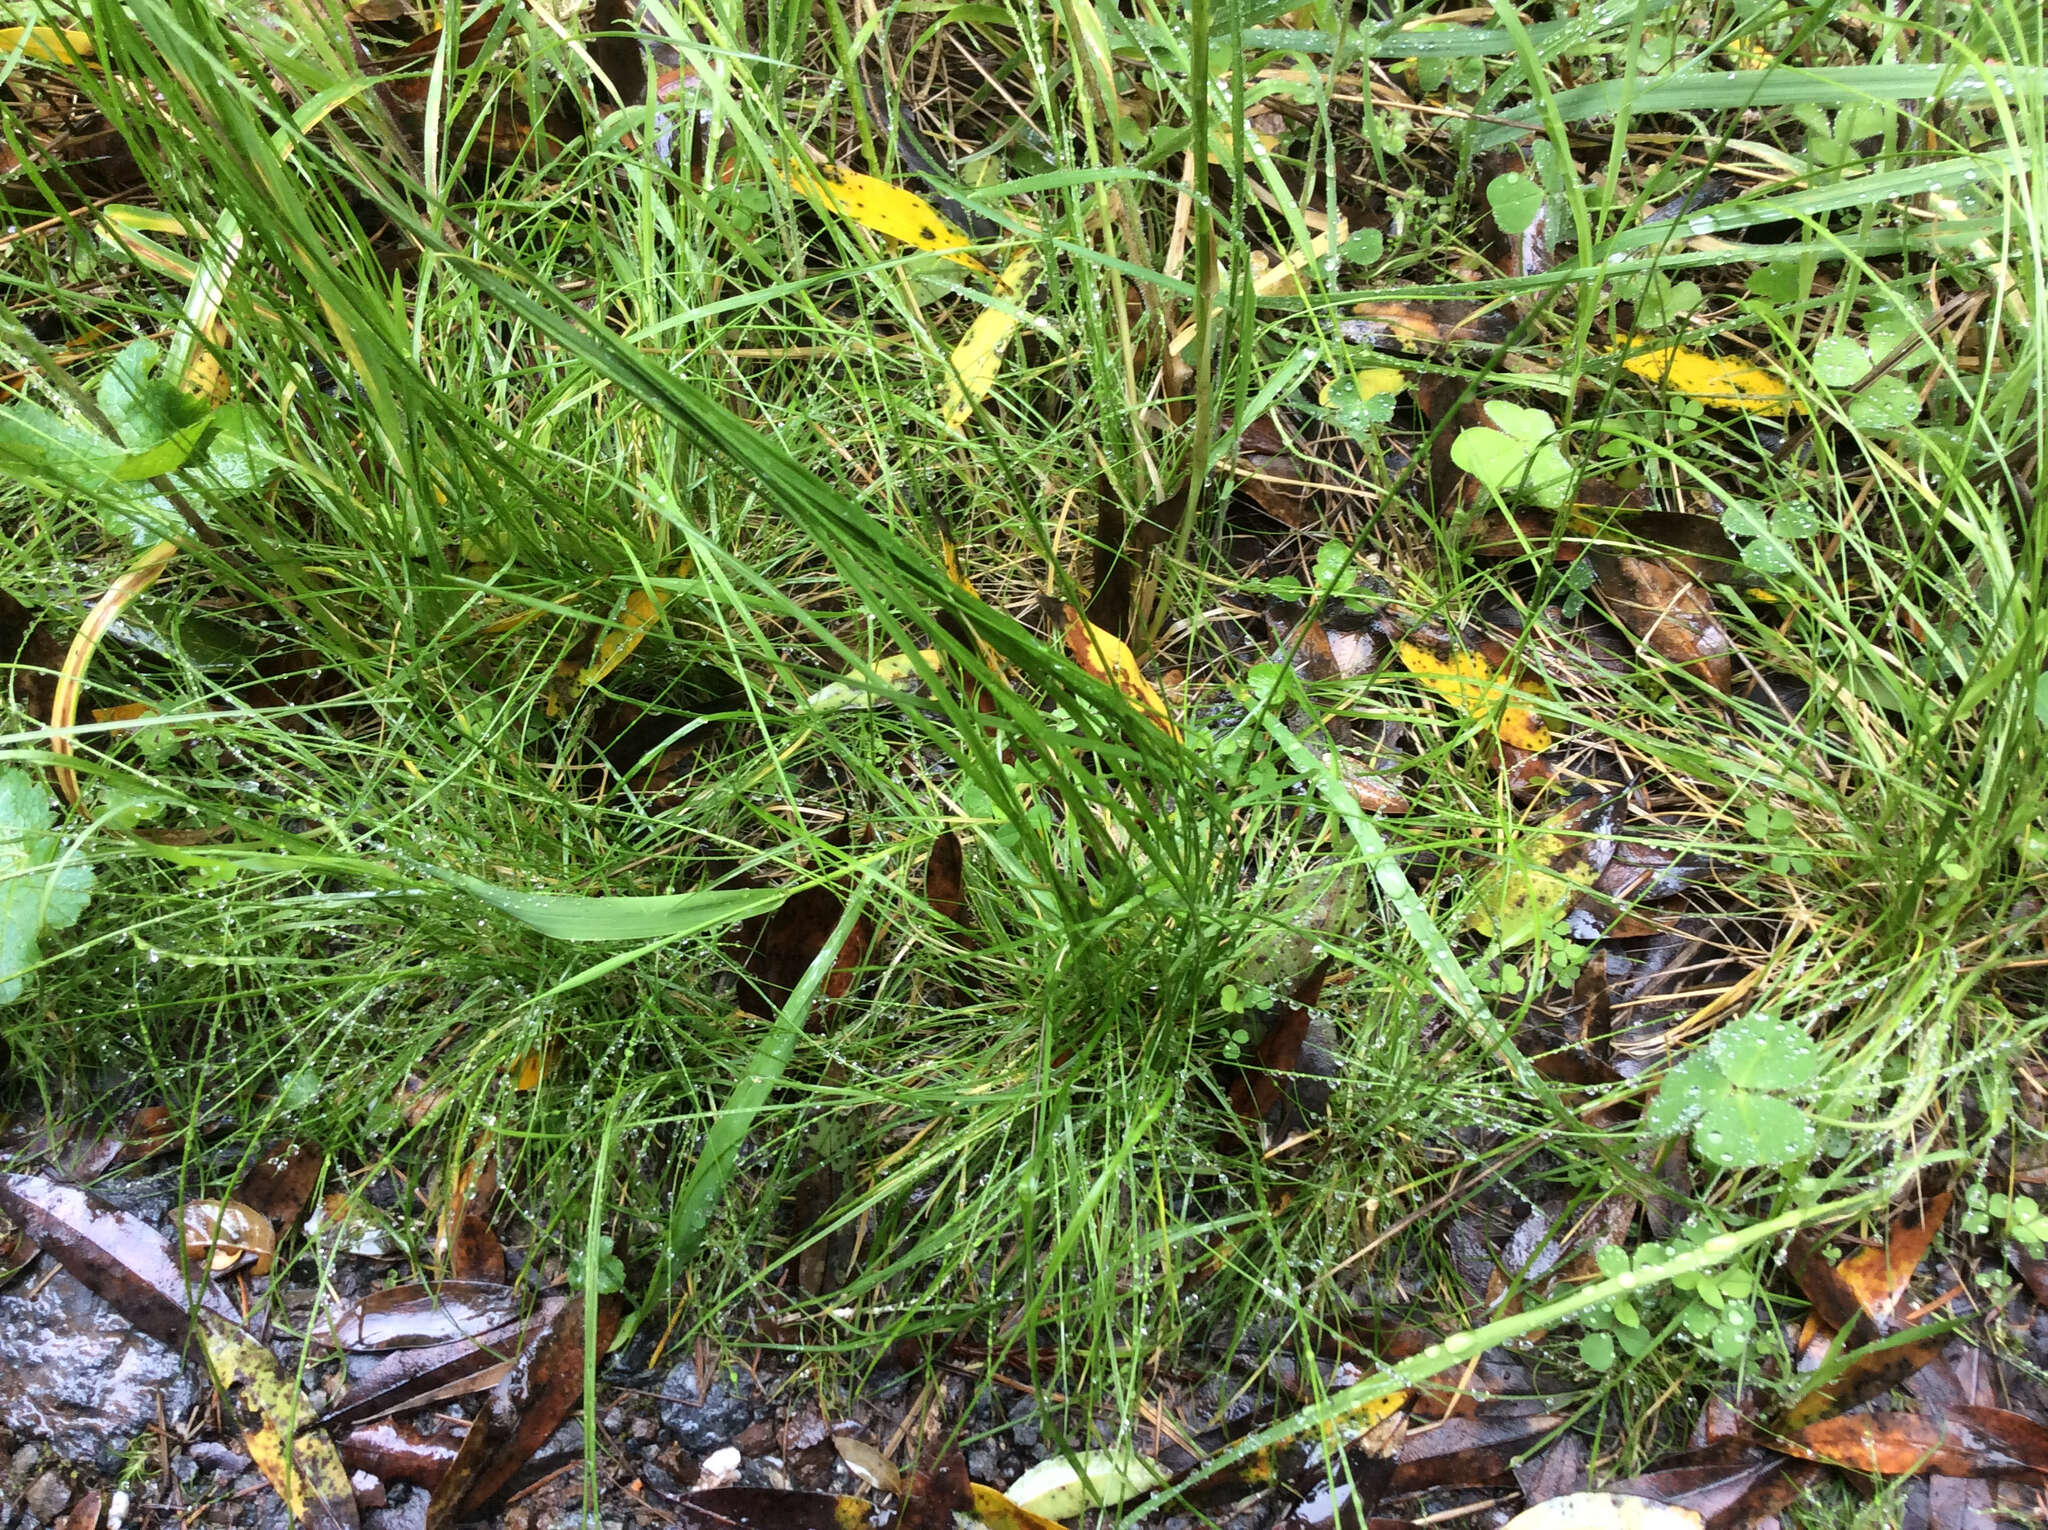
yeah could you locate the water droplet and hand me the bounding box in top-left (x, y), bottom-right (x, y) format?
top-left (1688, 216), bottom-right (1715, 235)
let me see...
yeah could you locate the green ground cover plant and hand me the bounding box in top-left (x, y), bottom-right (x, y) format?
top-left (2, 0), bottom-right (2046, 1515)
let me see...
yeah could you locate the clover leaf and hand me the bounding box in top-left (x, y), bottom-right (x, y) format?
top-left (1644, 1015), bottom-right (1821, 1169)
top-left (1450, 401), bottom-right (1573, 509)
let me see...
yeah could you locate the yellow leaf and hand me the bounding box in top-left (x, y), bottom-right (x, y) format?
top-left (197, 1310), bottom-right (360, 1530)
top-left (942, 251), bottom-right (1040, 432)
top-left (1615, 343), bottom-right (1793, 414)
top-left (576, 560), bottom-right (693, 690)
top-left (775, 161), bottom-right (989, 274)
top-left (1170, 222), bottom-right (1349, 356)
top-left (0, 26), bottom-right (93, 63)
top-left (1396, 641), bottom-right (1551, 752)
top-left (1465, 799), bottom-right (1616, 946)
top-left (966, 1482), bottom-right (1072, 1530)
top-left (1063, 608), bottom-right (1181, 741)
top-left (806, 649), bottom-right (944, 710)
top-left (1318, 367), bottom-right (1407, 408)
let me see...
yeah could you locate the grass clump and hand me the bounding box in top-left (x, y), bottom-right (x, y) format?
top-left (1, 0), bottom-right (2044, 1481)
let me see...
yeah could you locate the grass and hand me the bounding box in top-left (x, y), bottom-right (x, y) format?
top-left (2, 0), bottom-right (2046, 1506)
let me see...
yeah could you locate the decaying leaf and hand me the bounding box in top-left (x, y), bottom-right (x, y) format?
top-left (197, 1308), bottom-right (361, 1530)
top-left (728, 878), bottom-right (874, 1021)
top-left (1776, 1326), bottom-right (1952, 1431)
top-left (234, 1140), bottom-right (323, 1230)
top-left (1390, 1413), bottom-right (1567, 1493)
top-left (942, 251), bottom-right (1039, 432)
top-left (180, 1198), bottom-right (277, 1276)
top-left (1062, 607), bottom-right (1180, 740)
top-left (323, 1323), bottom-right (531, 1429)
top-left (925, 830), bottom-right (972, 932)
top-left (322, 1281), bottom-right (529, 1351)
top-left (966, 1482), bottom-right (1074, 1530)
top-left (1835, 1190), bottom-right (1952, 1330)
top-left (672, 1490), bottom-right (878, 1530)
top-left (832, 1436), bottom-right (901, 1494)
top-left (1592, 554), bottom-right (1732, 691)
top-left (1615, 344), bottom-right (1793, 414)
top-left (1467, 792), bottom-right (1624, 947)
top-left (337, 1416), bottom-right (473, 1489)
top-left (1006, 1448), bottom-right (1170, 1519)
top-left (1780, 1404), bottom-right (2048, 1481)
top-left (457, 1292), bottom-right (623, 1511)
top-left (0, 1173), bottom-right (239, 1346)
top-left (1501, 1492), bottom-right (1703, 1530)
top-left (804, 650), bottom-right (942, 711)
top-left (1602, 1454), bottom-right (1808, 1530)
top-left (1395, 630), bottom-right (1551, 752)
top-left (775, 160), bottom-right (989, 274)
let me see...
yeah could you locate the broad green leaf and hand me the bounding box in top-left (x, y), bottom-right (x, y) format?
top-left (1481, 400), bottom-right (1555, 443)
top-left (98, 339), bottom-right (209, 448)
top-left (0, 769), bottom-right (95, 1006)
top-left (112, 412), bottom-right (215, 481)
top-left (1695, 1088), bottom-right (1815, 1168)
top-left (1486, 173), bottom-right (1543, 235)
top-left (1642, 1052), bottom-right (1729, 1138)
top-left (1811, 337), bottom-right (1867, 386)
top-left (1846, 375), bottom-right (1921, 432)
top-left (1451, 422), bottom-right (1573, 509)
top-left (1709, 1014), bottom-right (1822, 1092)
top-left (0, 400), bottom-right (125, 484)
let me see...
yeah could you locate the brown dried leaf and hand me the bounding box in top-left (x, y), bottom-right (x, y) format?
top-left (1837, 1191), bottom-right (1952, 1330)
top-left (234, 1141), bottom-right (324, 1230)
top-left (1780, 1406), bottom-right (2048, 1482)
top-left (1776, 1328), bottom-right (1953, 1431)
top-left (457, 1292), bottom-right (623, 1512)
top-left (1591, 555), bottom-right (1732, 691)
top-left (672, 1491), bottom-right (878, 1530)
top-left (729, 884), bottom-right (873, 1021)
top-left (1604, 1454), bottom-right (1807, 1530)
top-left (323, 1327), bottom-right (530, 1430)
top-left (0, 1173), bottom-right (238, 1347)
top-left (1388, 1414), bottom-right (1566, 1493)
top-left (925, 832), bottom-right (971, 931)
top-left (338, 1418), bottom-right (472, 1489)
top-left (323, 1282), bottom-right (530, 1351)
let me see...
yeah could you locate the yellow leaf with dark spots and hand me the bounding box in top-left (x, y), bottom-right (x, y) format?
top-left (1466, 799), bottom-right (1618, 946)
top-left (942, 251), bottom-right (1039, 432)
top-left (197, 1311), bottom-right (359, 1530)
top-left (1063, 608), bottom-right (1180, 741)
top-left (776, 161), bottom-right (989, 274)
top-left (1396, 641), bottom-right (1551, 751)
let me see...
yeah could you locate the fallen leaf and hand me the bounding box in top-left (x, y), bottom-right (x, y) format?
top-left (1500, 1492), bottom-right (1702, 1530)
top-left (0, 25), bottom-right (93, 62)
top-left (967, 1481), bottom-right (1077, 1530)
top-left (1347, 300), bottom-right (1511, 350)
top-left (1389, 1414), bottom-right (1567, 1493)
top-left (925, 831), bottom-right (971, 931)
top-left (1467, 792), bottom-right (1624, 947)
top-left (180, 1199), bottom-right (276, 1276)
top-left (1395, 628), bottom-right (1551, 752)
top-left (1836, 1191), bottom-right (1952, 1330)
top-left (900, 1452), bottom-right (975, 1530)
top-left (0, 1173), bottom-right (239, 1346)
top-left (1615, 344), bottom-right (1793, 415)
top-left (942, 250), bottom-right (1039, 432)
top-left (775, 160), bottom-right (988, 274)
top-left (832, 1436), bottom-right (901, 1495)
top-left (1006, 1448), bottom-right (1170, 1519)
top-left (1780, 1405), bottom-right (2048, 1481)
top-left (198, 1308), bottom-right (360, 1530)
top-left (1591, 554), bottom-right (1732, 691)
top-left (1228, 964), bottom-right (1330, 1126)
top-left (322, 1282), bottom-right (530, 1351)
top-left (337, 1418), bottom-right (472, 1488)
top-left (323, 1326), bottom-right (530, 1430)
top-left (1775, 1326), bottom-right (1952, 1431)
top-left (577, 561), bottom-right (692, 691)
top-left (1602, 1454), bottom-right (1807, 1530)
top-left (458, 1292), bottom-right (623, 1511)
top-left (728, 879), bottom-right (873, 1021)
top-left (234, 1141), bottom-right (323, 1230)
top-left (804, 650), bottom-right (942, 711)
top-left (1062, 606), bottom-right (1181, 740)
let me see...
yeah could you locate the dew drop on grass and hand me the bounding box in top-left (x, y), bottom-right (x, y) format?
top-left (1688, 216), bottom-right (1714, 235)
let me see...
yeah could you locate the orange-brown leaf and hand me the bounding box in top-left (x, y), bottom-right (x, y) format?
top-left (1836, 1190), bottom-right (1951, 1329)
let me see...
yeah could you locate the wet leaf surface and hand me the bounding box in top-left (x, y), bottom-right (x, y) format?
top-left (1775, 1326), bottom-right (1954, 1430)
top-left (234, 1140), bottom-right (323, 1229)
top-left (1388, 1414), bottom-right (1566, 1493)
top-left (1779, 1405), bottom-right (2048, 1481)
top-left (336, 1416), bottom-right (471, 1488)
top-left (1836, 1190), bottom-right (1953, 1329)
top-left (457, 1291), bottom-right (623, 1512)
top-left (0, 1172), bottom-right (237, 1347)
top-left (1591, 555), bottom-right (1732, 691)
top-left (197, 1308), bottom-right (360, 1530)
top-left (322, 1324), bottom-right (529, 1430)
top-left (179, 1198), bottom-right (276, 1276)
top-left (323, 1281), bottom-right (531, 1351)
top-left (671, 1489), bottom-right (878, 1530)
top-left (1603, 1454), bottom-right (1809, 1530)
